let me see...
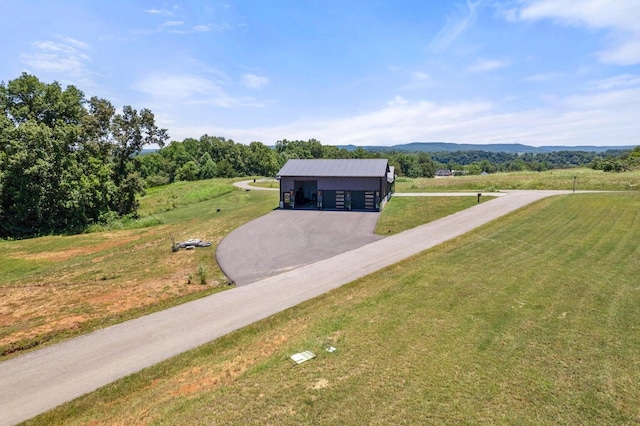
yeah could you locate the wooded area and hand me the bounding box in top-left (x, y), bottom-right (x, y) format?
top-left (0, 73), bottom-right (168, 238)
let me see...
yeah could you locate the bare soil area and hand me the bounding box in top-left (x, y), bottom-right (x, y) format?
top-left (0, 228), bottom-right (223, 355)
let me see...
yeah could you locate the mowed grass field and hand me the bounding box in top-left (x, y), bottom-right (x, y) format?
top-left (25, 176), bottom-right (640, 424)
top-left (375, 196), bottom-right (489, 235)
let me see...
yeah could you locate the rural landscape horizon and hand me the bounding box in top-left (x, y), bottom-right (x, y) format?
top-left (2, 0), bottom-right (640, 424)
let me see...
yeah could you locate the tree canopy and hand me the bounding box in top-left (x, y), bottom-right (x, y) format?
top-left (0, 73), bottom-right (167, 238)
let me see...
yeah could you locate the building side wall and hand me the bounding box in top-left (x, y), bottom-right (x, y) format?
top-left (280, 176), bottom-right (381, 193)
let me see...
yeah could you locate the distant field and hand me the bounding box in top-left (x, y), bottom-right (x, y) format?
top-left (29, 191), bottom-right (640, 425)
top-left (395, 168), bottom-right (640, 192)
top-left (0, 180), bottom-right (278, 358)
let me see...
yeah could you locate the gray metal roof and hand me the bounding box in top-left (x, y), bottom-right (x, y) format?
top-left (277, 159), bottom-right (390, 178)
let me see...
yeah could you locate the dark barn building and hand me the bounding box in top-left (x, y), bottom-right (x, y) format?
top-left (277, 159), bottom-right (395, 211)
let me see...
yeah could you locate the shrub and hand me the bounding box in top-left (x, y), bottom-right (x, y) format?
top-left (145, 174), bottom-right (170, 187)
top-left (197, 264), bottom-right (208, 285)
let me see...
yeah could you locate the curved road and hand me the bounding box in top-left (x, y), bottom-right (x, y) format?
top-left (0, 190), bottom-right (578, 425)
top-left (233, 179), bottom-right (279, 191)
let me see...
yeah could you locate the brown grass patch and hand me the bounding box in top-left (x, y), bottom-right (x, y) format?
top-left (0, 278), bottom-right (186, 348)
top-left (0, 251), bottom-right (219, 352)
top-left (1, 184), bottom-right (279, 363)
top-left (11, 235), bottom-right (141, 262)
top-left (171, 331), bottom-right (297, 397)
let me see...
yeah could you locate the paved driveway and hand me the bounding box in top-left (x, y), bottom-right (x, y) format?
top-left (217, 210), bottom-right (384, 285)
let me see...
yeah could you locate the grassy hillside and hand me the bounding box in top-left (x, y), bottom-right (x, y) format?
top-left (28, 191), bottom-right (640, 425)
top-left (0, 179), bottom-right (279, 358)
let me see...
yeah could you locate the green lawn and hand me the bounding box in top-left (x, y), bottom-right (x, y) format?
top-left (375, 196), bottom-right (489, 235)
top-left (28, 192), bottom-right (640, 425)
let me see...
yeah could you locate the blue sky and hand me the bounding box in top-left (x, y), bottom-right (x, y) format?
top-left (1, 0), bottom-right (639, 147)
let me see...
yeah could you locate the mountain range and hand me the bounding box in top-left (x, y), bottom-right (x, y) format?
top-left (336, 142), bottom-right (634, 154)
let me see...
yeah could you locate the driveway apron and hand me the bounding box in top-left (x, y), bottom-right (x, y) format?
top-left (217, 210), bottom-right (384, 285)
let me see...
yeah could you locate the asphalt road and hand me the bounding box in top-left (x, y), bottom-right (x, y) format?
top-left (0, 190), bottom-right (577, 426)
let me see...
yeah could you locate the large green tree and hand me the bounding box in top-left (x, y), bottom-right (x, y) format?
top-left (0, 73), bottom-right (167, 238)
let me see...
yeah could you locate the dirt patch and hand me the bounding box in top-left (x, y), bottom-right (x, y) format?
top-left (0, 274), bottom-right (212, 351)
top-left (11, 235), bottom-right (141, 262)
top-left (170, 327), bottom-right (305, 397)
top-left (312, 378), bottom-right (330, 389)
top-left (0, 222), bottom-right (227, 356)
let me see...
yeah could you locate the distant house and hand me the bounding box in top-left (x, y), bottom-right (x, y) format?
top-left (276, 159), bottom-right (394, 211)
top-left (435, 169), bottom-right (453, 178)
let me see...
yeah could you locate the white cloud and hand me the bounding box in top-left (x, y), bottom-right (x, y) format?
top-left (597, 37), bottom-right (640, 66)
top-left (192, 25), bottom-right (211, 32)
top-left (589, 73), bottom-right (640, 90)
top-left (157, 20), bottom-right (216, 35)
top-left (133, 73), bottom-right (268, 110)
top-left (241, 73), bottom-right (268, 89)
top-left (388, 96), bottom-right (408, 106)
top-left (512, 0), bottom-right (640, 65)
top-left (413, 71), bottom-right (430, 81)
top-left (137, 16), bottom-right (217, 35)
top-left (61, 36), bottom-right (91, 51)
top-left (517, 0), bottom-right (640, 31)
top-left (21, 37), bottom-right (92, 76)
top-left (182, 79), bottom-right (640, 147)
top-left (162, 20), bottom-right (184, 28)
top-left (400, 70), bottom-right (433, 91)
top-left (469, 59), bottom-right (509, 73)
top-left (133, 74), bottom-right (220, 100)
top-left (429, 0), bottom-right (479, 52)
top-left (145, 9), bottom-right (173, 16)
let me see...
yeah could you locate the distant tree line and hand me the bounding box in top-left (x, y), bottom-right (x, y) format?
top-left (0, 73), bottom-right (167, 238)
top-left (428, 149), bottom-right (633, 175)
top-left (141, 138), bottom-right (637, 185)
top-left (138, 137), bottom-right (379, 186)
